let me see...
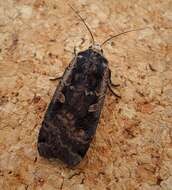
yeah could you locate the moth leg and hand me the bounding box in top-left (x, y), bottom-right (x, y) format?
top-left (73, 46), bottom-right (77, 56)
top-left (109, 69), bottom-right (120, 87)
top-left (108, 69), bottom-right (121, 98)
top-left (110, 82), bottom-right (120, 88)
top-left (108, 83), bottom-right (121, 98)
top-left (49, 76), bottom-right (62, 81)
top-left (49, 53), bottom-right (77, 81)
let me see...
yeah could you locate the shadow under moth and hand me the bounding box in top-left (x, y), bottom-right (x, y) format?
top-left (37, 5), bottom-right (145, 166)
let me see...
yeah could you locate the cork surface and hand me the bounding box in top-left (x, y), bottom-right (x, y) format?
top-left (0, 0), bottom-right (172, 189)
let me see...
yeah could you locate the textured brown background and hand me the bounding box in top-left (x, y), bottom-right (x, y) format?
top-left (0, 0), bottom-right (172, 190)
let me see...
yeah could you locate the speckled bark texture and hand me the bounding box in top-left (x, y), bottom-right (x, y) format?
top-left (0, 0), bottom-right (172, 190)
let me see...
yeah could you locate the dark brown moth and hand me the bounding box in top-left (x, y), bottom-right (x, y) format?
top-left (37, 5), bottom-right (145, 166)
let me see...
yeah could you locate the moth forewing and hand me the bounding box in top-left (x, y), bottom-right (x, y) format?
top-left (38, 48), bottom-right (110, 166)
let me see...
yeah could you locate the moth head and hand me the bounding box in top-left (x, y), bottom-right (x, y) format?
top-left (89, 43), bottom-right (103, 55)
top-left (69, 4), bottom-right (147, 58)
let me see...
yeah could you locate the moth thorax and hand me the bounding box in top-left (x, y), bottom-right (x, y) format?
top-left (90, 43), bottom-right (103, 55)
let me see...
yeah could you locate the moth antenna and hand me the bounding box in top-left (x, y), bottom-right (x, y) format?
top-left (101, 27), bottom-right (148, 47)
top-left (68, 4), bottom-right (95, 44)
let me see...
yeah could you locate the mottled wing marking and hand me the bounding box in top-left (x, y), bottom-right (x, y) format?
top-left (52, 56), bottom-right (77, 103)
top-left (55, 92), bottom-right (65, 103)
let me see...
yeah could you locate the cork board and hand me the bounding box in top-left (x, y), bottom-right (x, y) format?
top-left (0, 0), bottom-right (172, 190)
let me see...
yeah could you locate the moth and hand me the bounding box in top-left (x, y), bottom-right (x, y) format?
top-left (37, 5), bottom-right (145, 166)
